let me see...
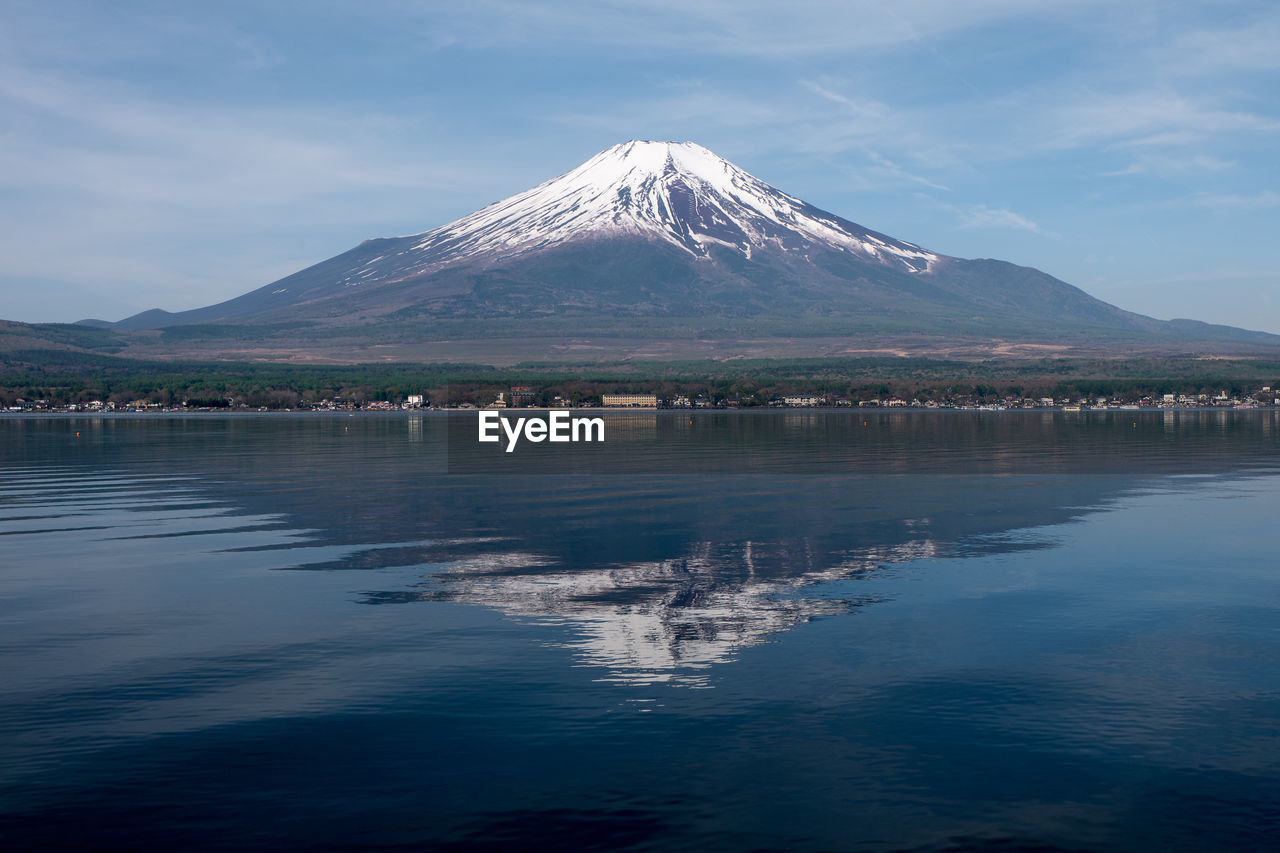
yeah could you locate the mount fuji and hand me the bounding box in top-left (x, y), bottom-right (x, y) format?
top-left (104, 141), bottom-right (1278, 359)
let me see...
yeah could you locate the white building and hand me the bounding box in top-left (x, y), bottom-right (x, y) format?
top-left (601, 394), bottom-right (657, 407)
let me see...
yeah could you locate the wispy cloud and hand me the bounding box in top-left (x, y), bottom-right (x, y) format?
top-left (801, 80), bottom-right (893, 124)
top-left (1186, 190), bottom-right (1280, 209)
top-left (552, 86), bottom-right (784, 137)
top-left (958, 205), bottom-right (1043, 233)
top-left (0, 1), bottom-right (287, 77)
top-left (863, 151), bottom-right (951, 192)
top-left (412, 0), bottom-right (1110, 59)
top-left (0, 63), bottom-right (504, 211)
top-left (1050, 91), bottom-right (1280, 149)
top-left (915, 194), bottom-right (1044, 234)
top-left (789, 76), bottom-right (973, 182)
top-left (1103, 153), bottom-right (1236, 177)
top-left (1161, 12), bottom-right (1280, 74)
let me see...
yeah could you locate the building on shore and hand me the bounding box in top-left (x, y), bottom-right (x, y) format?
top-left (601, 394), bottom-right (658, 408)
top-left (508, 386), bottom-right (537, 406)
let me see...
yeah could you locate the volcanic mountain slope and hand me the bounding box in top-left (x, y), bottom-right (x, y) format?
top-left (107, 141), bottom-right (1276, 354)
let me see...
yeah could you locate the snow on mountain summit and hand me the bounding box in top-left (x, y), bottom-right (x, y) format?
top-left (371, 141), bottom-right (938, 279)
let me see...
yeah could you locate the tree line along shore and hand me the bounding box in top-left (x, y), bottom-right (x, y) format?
top-left (2, 350), bottom-right (1279, 411)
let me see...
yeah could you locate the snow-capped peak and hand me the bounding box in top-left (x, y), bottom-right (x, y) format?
top-left (372, 141), bottom-right (938, 281)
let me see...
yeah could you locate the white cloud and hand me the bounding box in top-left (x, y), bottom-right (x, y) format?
top-left (412, 0), bottom-right (1109, 59)
top-left (863, 151), bottom-right (951, 192)
top-left (0, 67), bottom-right (490, 210)
top-left (1186, 190), bottom-right (1280, 209)
top-left (1103, 153), bottom-right (1236, 177)
top-left (915, 194), bottom-right (1044, 234)
top-left (958, 205), bottom-right (1043, 234)
top-left (1050, 91), bottom-right (1280, 149)
top-left (800, 80), bottom-right (893, 123)
top-left (1162, 13), bottom-right (1280, 74)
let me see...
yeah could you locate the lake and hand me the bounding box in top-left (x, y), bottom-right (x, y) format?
top-left (2, 411), bottom-right (1279, 850)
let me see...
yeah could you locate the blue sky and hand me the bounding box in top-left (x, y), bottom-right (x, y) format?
top-left (3, 0), bottom-right (1278, 332)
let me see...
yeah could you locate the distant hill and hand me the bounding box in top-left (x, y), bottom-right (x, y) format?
top-left (0, 320), bottom-right (126, 356)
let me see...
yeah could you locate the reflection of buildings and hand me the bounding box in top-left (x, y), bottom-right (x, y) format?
top-left (600, 411), bottom-right (657, 440)
top-left (394, 537), bottom-right (938, 686)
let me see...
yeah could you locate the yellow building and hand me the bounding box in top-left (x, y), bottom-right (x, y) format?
top-left (601, 394), bottom-right (658, 408)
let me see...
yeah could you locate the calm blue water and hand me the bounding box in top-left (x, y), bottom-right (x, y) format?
top-left (2, 411), bottom-right (1279, 851)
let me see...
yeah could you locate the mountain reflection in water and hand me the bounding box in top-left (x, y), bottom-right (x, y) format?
top-left (360, 536), bottom-right (943, 686)
top-left (12, 410), bottom-right (1275, 686)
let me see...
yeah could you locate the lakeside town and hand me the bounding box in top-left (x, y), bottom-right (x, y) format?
top-left (6, 385), bottom-right (1278, 414)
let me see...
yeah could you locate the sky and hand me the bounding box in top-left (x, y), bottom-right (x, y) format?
top-left (2, 0), bottom-right (1278, 332)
